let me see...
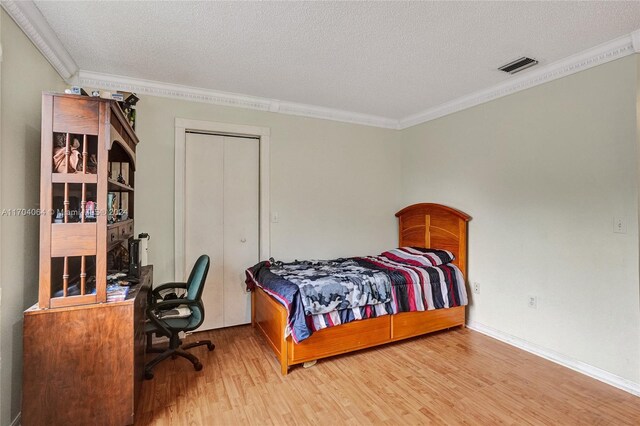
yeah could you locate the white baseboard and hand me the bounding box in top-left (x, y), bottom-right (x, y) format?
top-left (10, 412), bottom-right (21, 426)
top-left (466, 320), bottom-right (640, 397)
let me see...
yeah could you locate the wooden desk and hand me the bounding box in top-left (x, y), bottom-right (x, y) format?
top-left (22, 265), bottom-right (152, 426)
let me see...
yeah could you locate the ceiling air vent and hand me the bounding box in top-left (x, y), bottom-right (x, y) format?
top-left (498, 57), bottom-right (539, 74)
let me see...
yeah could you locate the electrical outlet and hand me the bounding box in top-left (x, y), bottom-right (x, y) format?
top-left (473, 282), bottom-right (480, 294)
top-left (613, 216), bottom-right (627, 234)
top-left (528, 296), bottom-right (537, 309)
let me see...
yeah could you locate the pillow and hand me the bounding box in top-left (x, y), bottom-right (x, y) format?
top-left (381, 247), bottom-right (455, 267)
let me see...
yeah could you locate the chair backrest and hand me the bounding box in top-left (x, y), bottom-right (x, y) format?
top-left (186, 255), bottom-right (210, 301)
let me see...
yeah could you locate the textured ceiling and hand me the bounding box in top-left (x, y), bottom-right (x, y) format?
top-left (34, 1), bottom-right (640, 119)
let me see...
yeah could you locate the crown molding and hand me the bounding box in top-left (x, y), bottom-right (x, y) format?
top-left (398, 30), bottom-right (640, 129)
top-left (631, 29), bottom-right (640, 53)
top-left (78, 70), bottom-right (400, 129)
top-left (1, 0), bottom-right (78, 80)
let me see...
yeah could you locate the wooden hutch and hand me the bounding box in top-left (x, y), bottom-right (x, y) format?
top-left (22, 93), bottom-right (152, 425)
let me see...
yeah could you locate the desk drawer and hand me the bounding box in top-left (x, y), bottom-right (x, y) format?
top-left (107, 227), bottom-right (119, 244)
top-left (120, 220), bottom-right (134, 238)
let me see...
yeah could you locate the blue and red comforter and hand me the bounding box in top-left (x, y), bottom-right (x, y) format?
top-left (245, 248), bottom-right (468, 343)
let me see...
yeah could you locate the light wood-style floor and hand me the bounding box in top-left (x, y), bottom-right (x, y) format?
top-left (136, 325), bottom-right (640, 425)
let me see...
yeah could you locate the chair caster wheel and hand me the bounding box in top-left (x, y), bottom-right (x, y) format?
top-left (207, 343), bottom-right (215, 351)
top-left (144, 370), bottom-right (154, 380)
top-left (194, 362), bottom-right (203, 371)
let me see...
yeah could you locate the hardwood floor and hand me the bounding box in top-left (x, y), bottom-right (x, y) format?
top-left (136, 325), bottom-right (640, 425)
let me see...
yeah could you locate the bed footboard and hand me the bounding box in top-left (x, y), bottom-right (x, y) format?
top-left (252, 286), bottom-right (289, 375)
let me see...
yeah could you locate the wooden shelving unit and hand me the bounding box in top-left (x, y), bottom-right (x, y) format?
top-left (35, 92), bottom-right (140, 308)
top-left (23, 93), bottom-right (150, 425)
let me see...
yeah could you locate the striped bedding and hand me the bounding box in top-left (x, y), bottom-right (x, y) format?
top-left (245, 248), bottom-right (468, 343)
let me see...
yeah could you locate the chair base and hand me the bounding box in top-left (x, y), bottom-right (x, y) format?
top-left (144, 334), bottom-right (215, 380)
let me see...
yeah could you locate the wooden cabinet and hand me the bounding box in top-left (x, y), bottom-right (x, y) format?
top-left (38, 92), bottom-right (139, 309)
top-left (23, 93), bottom-right (148, 425)
top-left (22, 266), bottom-right (153, 426)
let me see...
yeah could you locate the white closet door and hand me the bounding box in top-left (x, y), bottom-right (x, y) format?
top-left (184, 132), bottom-right (259, 330)
top-left (223, 136), bottom-right (259, 326)
top-left (185, 133), bottom-right (224, 330)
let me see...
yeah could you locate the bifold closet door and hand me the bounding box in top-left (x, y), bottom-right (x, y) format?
top-left (185, 133), bottom-right (225, 330)
top-left (223, 136), bottom-right (259, 326)
top-left (184, 132), bottom-right (258, 331)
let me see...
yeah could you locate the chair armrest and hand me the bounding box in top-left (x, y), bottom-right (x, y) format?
top-left (149, 298), bottom-right (197, 311)
top-left (146, 298), bottom-right (199, 337)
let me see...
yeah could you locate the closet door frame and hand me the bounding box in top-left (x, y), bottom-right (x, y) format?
top-left (174, 118), bottom-right (270, 281)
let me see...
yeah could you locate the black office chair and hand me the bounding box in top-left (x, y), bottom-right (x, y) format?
top-left (144, 254), bottom-right (215, 379)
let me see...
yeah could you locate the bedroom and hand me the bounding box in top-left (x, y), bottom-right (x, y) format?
top-left (1, 1), bottom-right (639, 425)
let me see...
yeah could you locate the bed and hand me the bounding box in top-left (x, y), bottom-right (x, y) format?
top-left (248, 203), bottom-right (471, 375)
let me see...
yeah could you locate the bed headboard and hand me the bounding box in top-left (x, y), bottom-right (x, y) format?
top-left (395, 203), bottom-right (471, 276)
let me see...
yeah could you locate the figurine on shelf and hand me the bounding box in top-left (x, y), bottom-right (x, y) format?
top-left (53, 134), bottom-right (82, 173)
top-left (119, 93), bottom-right (139, 130)
top-left (107, 192), bottom-right (116, 224)
top-left (85, 201), bottom-right (96, 222)
top-left (128, 108), bottom-right (136, 130)
top-left (117, 173), bottom-right (126, 185)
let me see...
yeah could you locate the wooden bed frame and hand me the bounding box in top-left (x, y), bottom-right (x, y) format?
top-left (251, 203), bottom-right (471, 375)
